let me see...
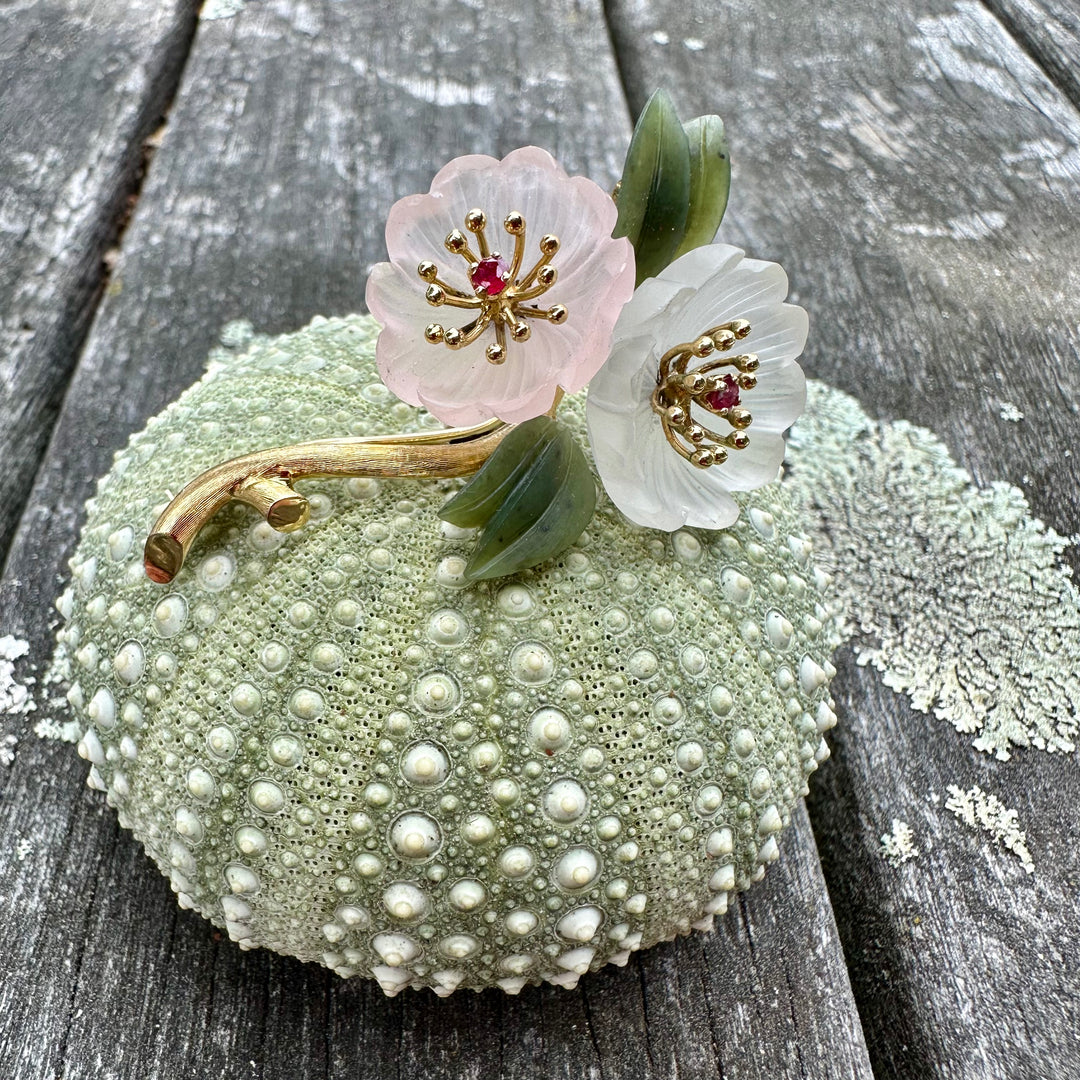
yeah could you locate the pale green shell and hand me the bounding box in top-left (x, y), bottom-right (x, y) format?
top-left (53, 314), bottom-right (839, 995)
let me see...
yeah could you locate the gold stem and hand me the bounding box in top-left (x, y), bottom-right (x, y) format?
top-left (432, 292), bottom-right (485, 310)
top-left (431, 278), bottom-right (481, 303)
top-left (144, 419), bottom-right (508, 584)
top-left (236, 477), bottom-right (311, 531)
top-left (515, 252), bottom-right (553, 292)
top-left (454, 309), bottom-right (494, 348)
top-left (511, 278), bottom-right (555, 304)
top-left (508, 219), bottom-right (527, 281)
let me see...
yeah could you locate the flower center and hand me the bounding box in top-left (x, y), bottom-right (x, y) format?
top-left (470, 256), bottom-right (510, 297)
top-left (650, 320), bottom-right (759, 469)
top-left (704, 374), bottom-right (740, 413)
top-left (417, 209), bottom-right (567, 365)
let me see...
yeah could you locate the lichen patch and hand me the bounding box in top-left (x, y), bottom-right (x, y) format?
top-left (880, 819), bottom-right (920, 868)
top-left (944, 784), bottom-right (1034, 874)
top-left (787, 381), bottom-right (1080, 761)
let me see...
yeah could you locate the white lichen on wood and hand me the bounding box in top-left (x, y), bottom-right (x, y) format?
top-left (880, 819), bottom-right (920, 867)
top-left (787, 381), bottom-right (1080, 761)
top-left (33, 717), bottom-right (82, 744)
top-left (944, 784), bottom-right (1034, 874)
top-left (0, 636), bottom-right (35, 722)
top-left (200, 0), bottom-right (246, 20)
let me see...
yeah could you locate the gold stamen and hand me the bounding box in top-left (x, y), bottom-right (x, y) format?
top-left (519, 304), bottom-right (568, 324)
top-left (445, 229), bottom-right (479, 264)
top-left (451, 310), bottom-right (494, 349)
top-left (516, 245), bottom-right (558, 292)
top-left (465, 208), bottom-right (490, 259)
top-left (652, 320), bottom-right (756, 469)
top-left (420, 206), bottom-right (563, 363)
top-left (491, 320), bottom-right (508, 363)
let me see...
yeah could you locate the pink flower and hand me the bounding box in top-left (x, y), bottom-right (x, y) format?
top-left (366, 147), bottom-right (635, 426)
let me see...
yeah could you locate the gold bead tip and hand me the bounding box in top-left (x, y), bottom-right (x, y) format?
top-left (417, 261), bottom-right (438, 281)
top-left (731, 319), bottom-right (752, 339)
top-left (144, 533), bottom-right (183, 585)
top-left (266, 495), bottom-right (310, 532)
top-left (539, 234), bottom-right (559, 255)
top-left (486, 342), bottom-right (506, 364)
top-left (425, 323), bottom-right (444, 344)
top-left (465, 208), bottom-right (486, 231)
top-left (504, 211), bottom-right (525, 233)
top-left (548, 304), bottom-right (568, 325)
top-left (445, 230), bottom-right (467, 253)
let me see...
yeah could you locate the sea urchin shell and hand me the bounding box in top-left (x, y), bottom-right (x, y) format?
top-left (53, 314), bottom-right (838, 995)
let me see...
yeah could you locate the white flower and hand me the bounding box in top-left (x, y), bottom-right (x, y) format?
top-left (587, 244), bottom-right (807, 531)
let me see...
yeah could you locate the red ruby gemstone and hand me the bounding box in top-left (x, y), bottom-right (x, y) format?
top-left (470, 256), bottom-right (510, 296)
top-left (705, 374), bottom-right (741, 412)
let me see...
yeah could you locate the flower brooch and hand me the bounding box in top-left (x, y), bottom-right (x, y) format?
top-left (143, 91), bottom-right (807, 585)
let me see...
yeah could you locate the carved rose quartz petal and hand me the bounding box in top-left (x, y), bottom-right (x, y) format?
top-left (366, 147), bottom-right (636, 426)
top-left (587, 244), bottom-right (808, 532)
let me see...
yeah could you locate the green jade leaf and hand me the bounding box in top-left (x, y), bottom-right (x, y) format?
top-left (613, 88), bottom-right (691, 286)
top-left (437, 420), bottom-right (548, 529)
top-left (439, 415), bottom-right (597, 582)
top-left (673, 114), bottom-right (730, 258)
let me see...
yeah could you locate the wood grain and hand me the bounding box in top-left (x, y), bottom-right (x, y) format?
top-left (605, 0), bottom-right (1080, 1077)
top-left (0, 0), bottom-right (198, 566)
top-left (987, 0), bottom-right (1080, 109)
top-left (0, 2), bottom-right (870, 1077)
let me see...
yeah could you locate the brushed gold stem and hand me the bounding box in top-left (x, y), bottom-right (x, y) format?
top-left (144, 419), bottom-right (509, 584)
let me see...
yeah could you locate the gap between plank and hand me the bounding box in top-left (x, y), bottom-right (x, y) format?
top-left (599, 0), bottom-right (649, 122)
top-left (0, 7), bottom-right (201, 577)
top-left (981, 0), bottom-right (1080, 114)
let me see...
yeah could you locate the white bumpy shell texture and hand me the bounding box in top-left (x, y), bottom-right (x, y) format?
top-left (53, 314), bottom-right (839, 996)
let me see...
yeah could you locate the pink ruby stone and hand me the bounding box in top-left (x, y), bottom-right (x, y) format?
top-left (470, 256), bottom-right (510, 296)
top-left (705, 374), bottom-right (741, 412)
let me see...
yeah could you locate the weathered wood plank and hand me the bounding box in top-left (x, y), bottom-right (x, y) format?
top-left (986, 0), bottom-right (1080, 110)
top-left (0, 2), bottom-right (870, 1078)
top-left (604, 0), bottom-right (1080, 1076)
top-left (0, 0), bottom-right (198, 566)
